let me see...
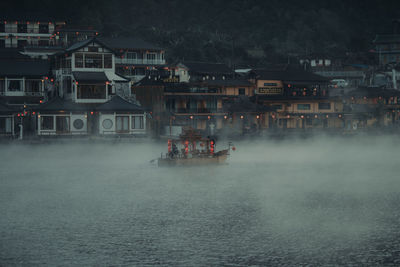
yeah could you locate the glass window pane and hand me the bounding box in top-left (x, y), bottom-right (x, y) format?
top-left (41, 116), bottom-right (54, 130)
top-left (85, 54), bottom-right (103, 68)
top-left (104, 54), bottom-right (112, 68)
top-left (75, 53), bottom-right (83, 68)
top-left (7, 80), bottom-right (22, 91)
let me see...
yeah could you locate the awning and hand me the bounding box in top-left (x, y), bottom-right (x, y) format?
top-left (73, 72), bottom-right (109, 84)
top-left (105, 71), bottom-right (129, 82)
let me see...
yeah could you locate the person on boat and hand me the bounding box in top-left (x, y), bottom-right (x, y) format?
top-left (172, 143), bottom-right (179, 157)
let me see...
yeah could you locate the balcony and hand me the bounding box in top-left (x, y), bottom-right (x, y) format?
top-left (173, 108), bottom-right (224, 114)
top-left (0, 91), bottom-right (44, 97)
top-left (164, 87), bottom-right (221, 94)
top-left (115, 58), bottom-right (166, 65)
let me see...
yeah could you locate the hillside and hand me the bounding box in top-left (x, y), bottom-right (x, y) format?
top-left (1, 0), bottom-right (400, 66)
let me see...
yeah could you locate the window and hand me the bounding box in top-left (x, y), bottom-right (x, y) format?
top-left (146, 53), bottom-right (156, 61)
top-left (56, 116), bottom-right (70, 133)
top-left (38, 40), bottom-right (49, 46)
top-left (318, 102), bottom-right (331, 110)
top-left (0, 117), bottom-right (12, 133)
top-left (297, 104), bottom-right (310, 110)
top-left (75, 53), bottom-right (84, 68)
top-left (18, 40), bottom-right (28, 48)
top-left (238, 88), bottom-right (246, 95)
top-left (0, 80), bottom-right (5, 92)
top-left (134, 68), bottom-right (145, 76)
top-left (0, 23), bottom-right (4, 32)
top-left (206, 99), bottom-right (217, 111)
top-left (17, 23), bottom-right (27, 33)
top-left (77, 84), bottom-right (106, 99)
top-left (39, 24), bottom-right (49, 34)
top-left (25, 80), bottom-right (41, 93)
top-left (63, 76), bottom-right (72, 94)
top-left (7, 79), bottom-right (23, 92)
top-left (132, 116), bottom-right (144, 129)
top-left (41, 116), bottom-right (54, 130)
top-left (272, 104), bottom-right (283, 110)
top-left (127, 52), bottom-right (137, 59)
top-left (104, 54), bottom-right (112, 68)
top-left (116, 116), bottom-right (129, 132)
top-left (85, 54), bottom-right (102, 68)
top-left (264, 83), bottom-right (277, 86)
top-left (0, 40), bottom-right (4, 48)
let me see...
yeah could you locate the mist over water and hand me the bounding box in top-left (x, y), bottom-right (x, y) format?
top-left (1, 136), bottom-right (400, 266)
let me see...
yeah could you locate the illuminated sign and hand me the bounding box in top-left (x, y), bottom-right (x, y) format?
top-left (258, 87), bottom-right (283, 95)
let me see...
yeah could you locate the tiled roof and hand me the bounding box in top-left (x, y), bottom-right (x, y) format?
top-left (99, 37), bottom-right (162, 51)
top-left (96, 95), bottom-right (144, 112)
top-left (373, 34), bottom-right (400, 44)
top-left (202, 79), bottom-right (253, 87)
top-left (72, 72), bottom-right (109, 83)
top-left (179, 61), bottom-right (234, 75)
top-left (34, 97), bottom-right (91, 112)
top-left (0, 59), bottom-right (50, 77)
top-left (224, 97), bottom-right (275, 113)
top-left (65, 38), bottom-right (114, 54)
top-left (0, 101), bottom-right (16, 113)
top-left (252, 69), bottom-right (329, 83)
top-left (347, 87), bottom-right (400, 97)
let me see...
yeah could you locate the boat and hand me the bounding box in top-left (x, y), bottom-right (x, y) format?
top-left (157, 128), bottom-right (234, 167)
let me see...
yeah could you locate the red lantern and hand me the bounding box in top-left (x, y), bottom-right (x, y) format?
top-left (210, 140), bottom-right (215, 154)
top-left (168, 140), bottom-right (172, 153)
top-left (185, 141), bottom-right (189, 155)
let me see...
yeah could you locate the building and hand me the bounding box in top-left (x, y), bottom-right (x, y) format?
top-left (0, 53), bottom-right (50, 106)
top-left (53, 38), bottom-right (131, 103)
top-left (96, 96), bottom-right (146, 136)
top-left (343, 87), bottom-right (400, 130)
top-left (34, 37), bottom-right (146, 137)
top-left (174, 61), bottom-right (236, 83)
top-left (373, 35), bottom-right (400, 66)
top-left (35, 96), bottom-right (146, 136)
top-left (100, 37), bottom-right (167, 82)
top-left (0, 101), bottom-right (15, 137)
top-left (250, 68), bottom-right (344, 130)
top-left (0, 17), bottom-right (65, 48)
top-left (133, 61), bottom-right (259, 136)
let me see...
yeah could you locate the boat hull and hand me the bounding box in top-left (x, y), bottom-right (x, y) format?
top-left (158, 150), bottom-right (229, 167)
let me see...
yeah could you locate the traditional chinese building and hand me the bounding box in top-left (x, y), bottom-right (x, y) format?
top-left (0, 17), bottom-right (64, 48)
top-left (100, 37), bottom-right (167, 82)
top-left (0, 101), bottom-right (15, 137)
top-left (251, 68), bottom-right (345, 130)
top-left (133, 61), bottom-right (258, 136)
top-left (0, 52), bottom-right (50, 106)
top-left (343, 87), bottom-right (400, 130)
top-left (34, 37), bottom-right (146, 137)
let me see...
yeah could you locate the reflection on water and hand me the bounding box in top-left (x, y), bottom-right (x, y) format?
top-left (1, 136), bottom-right (400, 266)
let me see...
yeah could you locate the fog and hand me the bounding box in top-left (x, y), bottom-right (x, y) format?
top-left (1, 136), bottom-right (400, 266)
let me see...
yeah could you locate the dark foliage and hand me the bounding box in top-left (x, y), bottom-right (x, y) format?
top-left (1, 0), bottom-right (399, 66)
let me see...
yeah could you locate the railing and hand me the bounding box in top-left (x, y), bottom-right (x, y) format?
top-left (61, 68), bottom-right (72, 75)
top-left (115, 58), bottom-right (166, 65)
top-left (0, 91), bottom-right (44, 97)
top-left (38, 131), bottom-right (88, 136)
top-left (164, 87), bottom-right (221, 94)
top-left (173, 108), bottom-right (224, 114)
